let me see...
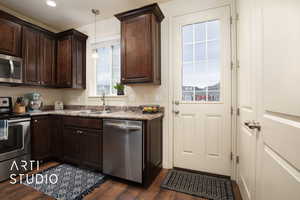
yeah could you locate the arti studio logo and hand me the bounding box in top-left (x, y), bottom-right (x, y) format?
top-left (9, 160), bottom-right (58, 185)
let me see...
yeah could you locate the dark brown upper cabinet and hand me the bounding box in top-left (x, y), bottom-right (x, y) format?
top-left (22, 26), bottom-right (40, 85)
top-left (39, 33), bottom-right (56, 86)
top-left (0, 16), bottom-right (21, 57)
top-left (0, 10), bottom-right (88, 89)
top-left (23, 26), bottom-right (56, 86)
top-left (56, 30), bottom-right (87, 89)
top-left (115, 3), bottom-right (164, 85)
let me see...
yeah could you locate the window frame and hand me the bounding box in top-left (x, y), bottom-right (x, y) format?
top-left (92, 38), bottom-right (122, 97)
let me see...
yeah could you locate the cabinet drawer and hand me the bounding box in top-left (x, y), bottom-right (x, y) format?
top-left (63, 116), bottom-right (102, 130)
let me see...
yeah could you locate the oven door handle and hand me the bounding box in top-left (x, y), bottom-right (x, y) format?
top-left (8, 118), bottom-right (31, 123)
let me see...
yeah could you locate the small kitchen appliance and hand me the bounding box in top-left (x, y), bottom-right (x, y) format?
top-left (0, 97), bottom-right (31, 181)
top-left (54, 101), bottom-right (64, 110)
top-left (24, 93), bottom-right (43, 112)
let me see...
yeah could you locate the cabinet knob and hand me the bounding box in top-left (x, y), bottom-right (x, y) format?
top-left (34, 120), bottom-right (38, 123)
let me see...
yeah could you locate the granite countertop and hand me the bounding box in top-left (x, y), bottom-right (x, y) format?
top-left (28, 109), bottom-right (163, 121)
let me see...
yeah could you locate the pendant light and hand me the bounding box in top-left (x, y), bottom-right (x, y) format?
top-left (92, 9), bottom-right (100, 59)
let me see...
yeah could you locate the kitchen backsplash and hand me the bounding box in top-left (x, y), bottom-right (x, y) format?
top-left (0, 86), bottom-right (64, 105)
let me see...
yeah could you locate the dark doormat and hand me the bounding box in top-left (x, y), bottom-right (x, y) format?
top-left (161, 169), bottom-right (234, 200)
top-left (22, 164), bottom-right (106, 200)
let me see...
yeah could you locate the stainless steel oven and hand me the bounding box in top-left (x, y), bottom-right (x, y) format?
top-left (0, 118), bottom-right (31, 181)
top-left (0, 54), bottom-right (23, 83)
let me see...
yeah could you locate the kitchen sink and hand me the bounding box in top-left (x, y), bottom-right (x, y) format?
top-left (76, 110), bottom-right (112, 114)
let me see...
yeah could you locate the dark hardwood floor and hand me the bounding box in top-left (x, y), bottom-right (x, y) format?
top-left (0, 162), bottom-right (242, 200)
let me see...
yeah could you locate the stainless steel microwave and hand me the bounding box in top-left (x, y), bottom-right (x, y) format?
top-left (0, 54), bottom-right (23, 83)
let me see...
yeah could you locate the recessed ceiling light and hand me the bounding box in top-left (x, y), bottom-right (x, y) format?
top-left (46, 0), bottom-right (56, 7)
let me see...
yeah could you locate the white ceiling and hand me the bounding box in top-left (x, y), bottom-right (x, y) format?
top-left (0, 0), bottom-right (170, 31)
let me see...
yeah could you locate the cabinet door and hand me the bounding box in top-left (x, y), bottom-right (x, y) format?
top-left (0, 18), bottom-right (21, 56)
top-left (50, 117), bottom-right (63, 160)
top-left (72, 38), bottom-right (86, 89)
top-left (39, 33), bottom-right (56, 86)
top-left (23, 26), bottom-right (40, 85)
top-left (81, 130), bottom-right (102, 170)
top-left (63, 127), bottom-right (81, 165)
top-left (57, 37), bottom-right (72, 87)
top-left (121, 14), bottom-right (152, 83)
top-left (31, 117), bottom-right (51, 160)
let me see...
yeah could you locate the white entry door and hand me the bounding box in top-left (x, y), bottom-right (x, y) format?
top-left (237, 0), bottom-right (300, 199)
top-left (172, 6), bottom-right (232, 176)
top-left (256, 0), bottom-right (300, 199)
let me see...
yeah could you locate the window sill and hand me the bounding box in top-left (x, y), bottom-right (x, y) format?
top-left (88, 95), bottom-right (127, 100)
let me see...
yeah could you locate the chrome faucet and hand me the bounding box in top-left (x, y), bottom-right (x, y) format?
top-left (101, 92), bottom-right (106, 112)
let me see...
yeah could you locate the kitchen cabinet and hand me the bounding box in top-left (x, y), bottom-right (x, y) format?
top-left (0, 17), bottom-right (21, 57)
top-left (31, 116), bottom-right (52, 161)
top-left (62, 116), bottom-right (102, 170)
top-left (57, 30), bottom-right (87, 89)
top-left (23, 26), bottom-right (56, 86)
top-left (81, 129), bottom-right (102, 170)
top-left (50, 116), bottom-right (63, 160)
top-left (0, 10), bottom-right (88, 89)
top-left (22, 26), bottom-right (40, 85)
top-left (63, 127), bottom-right (82, 165)
top-left (115, 3), bottom-right (164, 85)
top-left (39, 33), bottom-right (56, 86)
top-left (30, 114), bottom-right (162, 185)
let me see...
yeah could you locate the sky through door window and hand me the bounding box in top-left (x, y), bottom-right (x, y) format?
top-left (182, 20), bottom-right (221, 102)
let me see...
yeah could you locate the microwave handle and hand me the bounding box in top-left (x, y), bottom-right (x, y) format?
top-left (9, 60), bottom-right (14, 76)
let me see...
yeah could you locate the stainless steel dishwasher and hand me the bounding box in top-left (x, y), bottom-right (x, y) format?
top-left (103, 119), bottom-right (143, 183)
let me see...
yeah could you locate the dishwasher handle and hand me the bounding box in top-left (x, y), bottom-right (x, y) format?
top-left (105, 122), bottom-right (142, 131)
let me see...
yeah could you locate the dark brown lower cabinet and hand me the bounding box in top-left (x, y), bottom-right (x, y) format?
top-left (62, 128), bottom-right (102, 170)
top-left (31, 116), bottom-right (51, 161)
top-left (31, 115), bottom-right (162, 186)
top-left (50, 116), bottom-right (63, 160)
top-left (63, 127), bottom-right (81, 165)
top-left (81, 129), bottom-right (102, 170)
top-left (143, 117), bottom-right (163, 186)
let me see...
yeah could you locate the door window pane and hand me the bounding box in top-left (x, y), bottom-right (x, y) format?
top-left (181, 20), bottom-right (221, 102)
top-left (183, 44), bottom-right (193, 62)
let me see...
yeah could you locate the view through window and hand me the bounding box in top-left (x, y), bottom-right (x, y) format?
top-left (95, 42), bottom-right (120, 96)
top-left (182, 20), bottom-right (221, 102)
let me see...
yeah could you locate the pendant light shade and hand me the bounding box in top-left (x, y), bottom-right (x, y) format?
top-left (92, 9), bottom-right (100, 59)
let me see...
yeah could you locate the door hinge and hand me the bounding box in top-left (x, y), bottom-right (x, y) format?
top-left (230, 13), bottom-right (239, 24)
top-left (231, 106), bottom-right (234, 115)
top-left (236, 155), bottom-right (240, 164)
top-left (230, 152), bottom-right (234, 160)
top-left (237, 60), bottom-right (240, 69)
top-left (231, 61), bottom-right (234, 70)
top-left (237, 108), bottom-right (240, 116)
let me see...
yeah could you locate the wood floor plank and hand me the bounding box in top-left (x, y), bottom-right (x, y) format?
top-left (0, 162), bottom-right (242, 200)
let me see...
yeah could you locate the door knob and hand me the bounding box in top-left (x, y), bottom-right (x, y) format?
top-left (173, 110), bottom-right (180, 114)
top-left (244, 121), bottom-right (261, 131)
top-left (173, 100), bottom-right (180, 105)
